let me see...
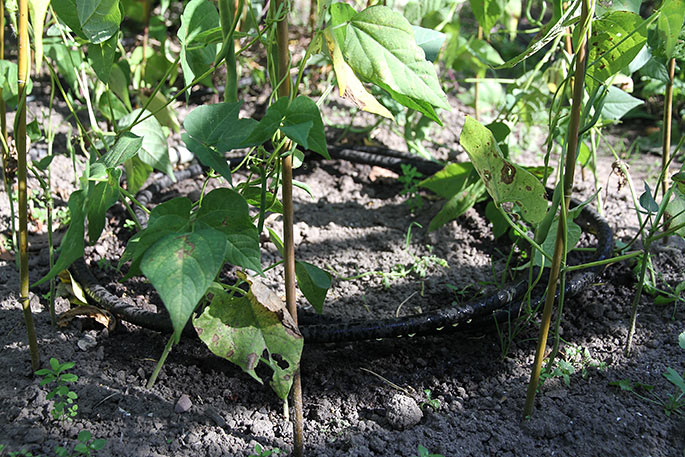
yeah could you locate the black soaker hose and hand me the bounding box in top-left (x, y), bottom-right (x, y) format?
top-left (71, 148), bottom-right (613, 343)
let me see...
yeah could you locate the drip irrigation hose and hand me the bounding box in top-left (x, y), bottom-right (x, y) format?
top-left (71, 148), bottom-right (613, 343)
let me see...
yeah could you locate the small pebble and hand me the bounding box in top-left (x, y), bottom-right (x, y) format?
top-left (175, 394), bottom-right (193, 413)
top-left (385, 393), bottom-right (423, 430)
top-left (77, 333), bottom-right (98, 351)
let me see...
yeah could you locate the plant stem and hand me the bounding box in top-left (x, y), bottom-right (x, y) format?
top-left (147, 335), bottom-right (174, 389)
top-left (273, 1), bottom-right (304, 455)
top-left (624, 251), bottom-right (648, 356)
top-left (523, 0), bottom-right (591, 418)
top-left (661, 57), bottom-right (675, 196)
top-left (17, 0), bottom-right (40, 371)
top-left (474, 26), bottom-right (483, 120)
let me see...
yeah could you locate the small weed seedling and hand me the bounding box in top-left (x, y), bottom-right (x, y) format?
top-left (540, 345), bottom-right (606, 388)
top-left (413, 445), bottom-right (445, 457)
top-left (249, 444), bottom-right (281, 457)
top-left (399, 164), bottom-right (425, 213)
top-left (55, 431), bottom-right (106, 457)
top-left (420, 389), bottom-right (441, 411)
top-left (35, 358), bottom-right (79, 424)
top-left (611, 331), bottom-right (685, 416)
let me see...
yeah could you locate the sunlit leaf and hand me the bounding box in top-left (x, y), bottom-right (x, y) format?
top-left (76, 0), bottom-right (122, 44)
top-left (583, 11), bottom-right (647, 90)
top-left (459, 117), bottom-right (547, 224)
top-left (120, 110), bottom-right (174, 179)
top-left (330, 3), bottom-right (450, 124)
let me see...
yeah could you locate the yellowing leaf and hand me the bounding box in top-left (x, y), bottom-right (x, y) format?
top-left (325, 29), bottom-right (394, 120)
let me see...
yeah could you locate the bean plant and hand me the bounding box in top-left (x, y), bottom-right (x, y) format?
top-left (2, 0), bottom-right (684, 453)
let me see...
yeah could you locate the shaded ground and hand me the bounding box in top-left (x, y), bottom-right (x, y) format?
top-left (1, 90), bottom-right (684, 457)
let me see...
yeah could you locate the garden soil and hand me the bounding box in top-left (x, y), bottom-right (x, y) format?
top-left (1, 92), bottom-right (684, 457)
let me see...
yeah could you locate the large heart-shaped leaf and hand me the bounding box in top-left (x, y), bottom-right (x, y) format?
top-left (282, 96), bottom-right (329, 158)
top-left (87, 34), bottom-right (117, 83)
top-left (459, 116), bottom-right (547, 224)
top-left (51, 0), bottom-right (86, 38)
top-left (141, 228), bottom-right (226, 342)
top-left (194, 275), bottom-right (303, 400)
top-left (599, 86), bottom-right (643, 121)
top-left (324, 29), bottom-right (394, 119)
top-left (330, 3), bottom-right (450, 124)
top-left (76, 0), bottom-right (122, 44)
top-left (120, 197), bottom-right (193, 278)
top-left (182, 101), bottom-right (256, 182)
top-left (196, 188), bottom-right (262, 274)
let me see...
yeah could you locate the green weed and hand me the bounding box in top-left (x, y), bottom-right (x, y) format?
top-left (35, 358), bottom-right (79, 424)
top-left (248, 444), bottom-right (281, 457)
top-left (420, 389), bottom-right (441, 411)
top-left (413, 445), bottom-right (444, 457)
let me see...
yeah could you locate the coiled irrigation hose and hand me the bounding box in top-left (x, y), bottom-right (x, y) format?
top-left (71, 147), bottom-right (613, 343)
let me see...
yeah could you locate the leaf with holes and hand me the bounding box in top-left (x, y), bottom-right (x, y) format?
top-left (330, 3), bottom-right (450, 124)
top-left (459, 116), bottom-right (547, 224)
top-left (141, 228), bottom-right (226, 343)
top-left (193, 275), bottom-right (303, 400)
top-left (76, 0), bottom-right (122, 44)
top-left (582, 11), bottom-right (647, 91)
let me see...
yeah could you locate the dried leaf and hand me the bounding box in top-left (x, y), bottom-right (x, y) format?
top-left (58, 305), bottom-right (116, 331)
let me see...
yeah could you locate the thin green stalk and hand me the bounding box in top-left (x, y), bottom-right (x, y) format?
top-left (661, 57), bottom-right (675, 196)
top-left (272, 1), bottom-right (304, 455)
top-left (565, 250), bottom-right (642, 272)
top-left (45, 70), bottom-right (57, 327)
top-left (146, 335), bottom-right (174, 388)
top-left (524, 0), bottom-right (592, 418)
top-left (474, 26), bottom-right (483, 120)
top-left (624, 250), bottom-right (648, 356)
top-left (17, 0), bottom-right (40, 371)
top-left (0, 0), bottom-right (16, 252)
top-left (588, 128), bottom-right (603, 214)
